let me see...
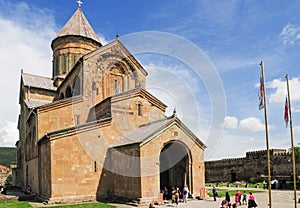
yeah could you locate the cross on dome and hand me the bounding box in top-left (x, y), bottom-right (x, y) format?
top-left (77, 0), bottom-right (83, 7)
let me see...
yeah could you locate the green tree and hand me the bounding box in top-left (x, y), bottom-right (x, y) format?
top-left (289, 146), bottom-right (300, 162)
top-left (0, 147), bottom-right (16, 167)
top-left (5, 174), bottom-right (12, 185)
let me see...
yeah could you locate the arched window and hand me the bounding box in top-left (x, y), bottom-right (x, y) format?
top-left (66, 86), bottom-right (72, 98)
top-left (73, 76), bottom-right (81, 96)
top-left (114, 79), bottom-right (118, 95)
top-left (92, 81), bottom-right (97, 104)
top-left (137, 103), bottom-right (142, 116)
top-left (92, 81), bottom-right (97, 90)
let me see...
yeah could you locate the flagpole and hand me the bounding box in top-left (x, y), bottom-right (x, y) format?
top-left (260, 61), bottom-right (272, 208)
top-left (286, 74), bottom-right (297, 208)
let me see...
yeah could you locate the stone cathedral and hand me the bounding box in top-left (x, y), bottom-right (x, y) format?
top-left (14, 4), bottom-right (206, 204)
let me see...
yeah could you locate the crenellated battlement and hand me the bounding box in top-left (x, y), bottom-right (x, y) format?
top-left (273, 151), bottom-right (290, 156)
top-left (206, 157), bottom-right (245, 164)
top-left (205, 148), bottom-right (296, 183)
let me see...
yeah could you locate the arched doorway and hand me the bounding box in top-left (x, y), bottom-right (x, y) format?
top-left (160, 141), bottom-right (191, 193)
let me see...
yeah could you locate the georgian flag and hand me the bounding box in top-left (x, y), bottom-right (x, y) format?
top-left (258, 75), bottom-right (264, 110)
top-left (284, 96), bottom-right (289, 127)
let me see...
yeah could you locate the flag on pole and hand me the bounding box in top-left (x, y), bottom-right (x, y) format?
top-left (258, 74), bottom-right (264, 110)
top-left (284, 96), bottom-right (289, 127)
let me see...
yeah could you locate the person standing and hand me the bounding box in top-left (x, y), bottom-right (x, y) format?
top-left (183, 185), bottom-right (189, 203)
top-left (163, 186), bottom-right (168, 200)
top-left (175, 189), bottom-right (180, 205)
top-left (212, 185), bottom-right (217, 201)
top-left (171, 187), bottom-right (175, 204)
top-left (225, 191), bottom-right (230, 205)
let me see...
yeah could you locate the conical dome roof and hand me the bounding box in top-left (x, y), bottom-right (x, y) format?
top-left (51, 6), bottom-right (102, 79)
top-left (55, 6), bottom-right (101, 44)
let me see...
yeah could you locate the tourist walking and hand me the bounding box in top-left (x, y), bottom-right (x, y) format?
top-left (183, 185), bottom-right (189, 203)
top-left (235, 189), bottom-right (242, 205)
top-left (248, 192), bottom-right (257, 208)
top-left (242, 191), bottom-right (247, 205)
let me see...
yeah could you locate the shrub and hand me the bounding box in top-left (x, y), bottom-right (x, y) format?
top-left (5, 174), bottom-right (12, 185)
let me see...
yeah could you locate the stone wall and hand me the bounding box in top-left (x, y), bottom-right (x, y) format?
top-left (38, 138), bottom-right (51, 199)
top-left (205, 149), bottom-right (298, 183)
top-left (97, 144), bottom-right (141, 200)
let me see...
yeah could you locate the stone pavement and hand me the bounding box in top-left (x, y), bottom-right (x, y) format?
top-left (125, 190), bottom-right (300, 208)
top-left (3, 188), bottom-right (300, 207)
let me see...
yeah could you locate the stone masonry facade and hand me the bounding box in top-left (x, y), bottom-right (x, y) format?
top-left (14, 5), bottom-right (206, 204)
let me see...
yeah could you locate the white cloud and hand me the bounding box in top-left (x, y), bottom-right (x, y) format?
top-left (279, 23), bottom-right (300, 45)
top-left (294, 108), bottom-right (300, 113)
top-left (145, 63), bottom-right (208, 133)
top-left (206, 133), bottom-right (266, 160)
top-left (98, 33), bottom-right (109, 45)
top-left (213, 55), bottom-right (258, 72)
top-left (267, 77), bottom-right (300, 103)
top-left (0, 121), bottom-right (18, 147)
top-left (0, 2), bottom-right (56, 145)
top-left (0, 1), bottom-right (108, 147)
top-left (223, 116), bottom-right (238, 129)
top-left (239, 117), bottom-right (265, 132)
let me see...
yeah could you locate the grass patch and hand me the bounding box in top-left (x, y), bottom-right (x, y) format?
top-left (0, 201), bottom-right (32, 208)
top-left (49, 202), bottom-right (116, 208)
top-left (206, 188), bottom-right (264, 197)
top-left (0, 201), bottom-right (116, 207)
top-left (206, 182), bottom-right (265, 189)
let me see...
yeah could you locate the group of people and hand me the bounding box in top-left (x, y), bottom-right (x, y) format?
top-left (220, 190), bottom-right (257, 208)
top-left (161, 185), bottom-right (190, 205)
top-left (149, 185), bottom-right (190, 207)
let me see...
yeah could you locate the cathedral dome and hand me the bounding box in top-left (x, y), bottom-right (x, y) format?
top-left (51, 5), bottom-right (102, 79)
top-left (54, 6), bottom-right (101, 44)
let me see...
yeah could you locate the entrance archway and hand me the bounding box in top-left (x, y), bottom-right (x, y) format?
top-left (160, 141), bottom-right (190, 193)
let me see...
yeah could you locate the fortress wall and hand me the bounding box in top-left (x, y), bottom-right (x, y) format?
top-left (205, 149), bottom-right (300, 183)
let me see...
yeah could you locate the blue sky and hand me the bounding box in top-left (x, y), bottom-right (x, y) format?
top-left (0, 0), bottom-right (300, 160)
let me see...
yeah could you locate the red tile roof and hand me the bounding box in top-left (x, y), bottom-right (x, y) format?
top-left (0, 165), bottom-right (9, 171)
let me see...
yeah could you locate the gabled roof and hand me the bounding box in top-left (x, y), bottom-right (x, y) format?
top-left (22, 73), bottom-right (57, 91)
top-left (111, 87), bottom-right (167, 111)
top-left (24, 99), bottom-right (52, 109)
top-left (113, 116), bottom-right (206, 149)
top-left (55, 6), bottom-right (101, 44)
top-left (112, 117), bottom-right (171, 147)
top-left (84, 39), bottom-right (148, 76)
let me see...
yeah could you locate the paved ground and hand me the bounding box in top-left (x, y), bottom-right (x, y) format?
top-left (3, 188), bottom-right (300, 207)
top-left (111, 189), bottom-right (300, 208)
